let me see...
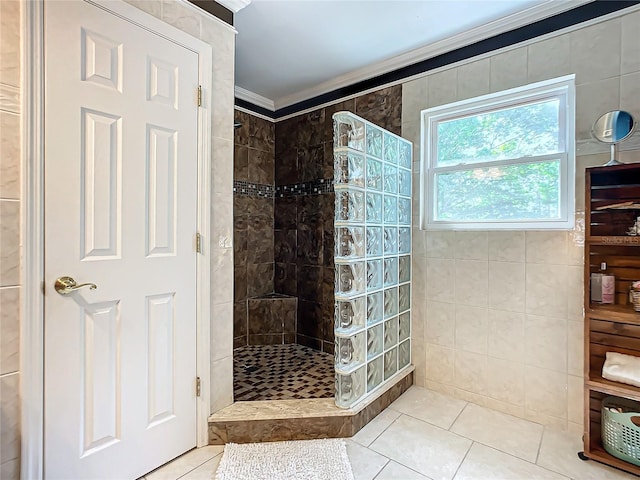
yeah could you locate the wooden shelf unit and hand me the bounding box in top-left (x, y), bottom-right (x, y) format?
top-left (583, 164), bottom-right (640, 476)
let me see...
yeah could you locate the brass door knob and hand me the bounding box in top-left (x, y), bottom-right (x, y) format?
top-left (54, 276), bottom-right (97, 296)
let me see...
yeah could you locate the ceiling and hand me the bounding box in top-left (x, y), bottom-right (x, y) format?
top-left (233, 0), bottom-right (588, 112)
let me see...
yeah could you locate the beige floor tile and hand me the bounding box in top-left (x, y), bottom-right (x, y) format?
top-left (388, 385), bottom-right (467, 429)
top-left (184, 455), bottom-right (222, 479)
top-left (537, 428), bottom-right (638, 480)
top-left (346, 440), bottom-right (390, 480)
top-left (145, 446), bottom-right (225, 480)
top-left (352, 407), bottom-right (401, 447)
top-left (454, 443), bottom-right (568, 480)
top-left (450, 403), bottom-right (543, 462)
top-left (370, 414), bottom-right (471, 480)
top-left (375, 460), bottom-right (432, 479)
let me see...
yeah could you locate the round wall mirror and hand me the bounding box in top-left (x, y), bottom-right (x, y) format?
top-left (591, 110), bottom-right (636, 165)
top-left (592, 110), bottom-right (636, 143)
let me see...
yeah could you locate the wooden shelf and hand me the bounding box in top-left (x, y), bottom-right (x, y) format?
top-left (585, 443), bottom-right (640, 476)
top-left (588, 304), bottom-right (640, 324)
top-left (587, 375), bottom-right (640, 402)
top-left (588, 236), bottom-right (640, 246)
top-left (584, 164), bottom-right (640, 476)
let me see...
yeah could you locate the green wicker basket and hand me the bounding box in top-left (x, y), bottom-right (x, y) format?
top-left (602, 396), bottom-right (640, 467)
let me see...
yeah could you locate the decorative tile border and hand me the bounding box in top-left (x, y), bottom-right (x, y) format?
top-left (233, 180), bottom-right (275, 198)
top-left (275, 179), bottom-right (334, 198)
top-left (233, 179), bottom-right (335, 198)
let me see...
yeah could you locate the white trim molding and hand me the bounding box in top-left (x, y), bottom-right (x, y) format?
top-left (234, 85), bottom-right (274, 111)
top-left (215, 0), bottom-right (250, 13)
top-left (21, 0), bottom-right (45, 477)
top-left (272, 0), bottom-right (589, 110)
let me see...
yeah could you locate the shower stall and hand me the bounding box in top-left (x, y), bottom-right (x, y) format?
top-left (232, 108), bottom-right (412, 408)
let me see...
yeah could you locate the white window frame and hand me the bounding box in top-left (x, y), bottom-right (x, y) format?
top-left (420, 74), bottom-right (576, 230)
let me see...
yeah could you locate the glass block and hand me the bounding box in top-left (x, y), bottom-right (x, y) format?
top-left (398, 340), bottom-right (411, 369)
top-left (384, 133), bottom-right (399, 165)
top-left (336, 262), bottom-right (366, 297)
top-left (384, 227), bottom-right (398, 255)
top-left (398, 198), bottom-right (411, 226)
top-left (366, 125), bottom-right (383, 159)
top-left (367, 323), bottom-right (383, 359)
top-left (399, 312), bottom-right (410, 342)
top-left (335, 226), bottom-right (365, 260)
top-left (334, 151), bottom-right (365, 188)
top-left (384, 287), bottom-right (398, 319)
top-left (366, 226), bottom-right (383, 257)
top-left (384, 347), bottom-right (397, 380)
top-left (384, 257), bottom-right (398, 286)
top-left (335, 365), bottom-right (366, 408)
top-left (384, 317), bottom-right (398, 350)
top-left (365, 192), bottom-right (382, 224)
top-left (383, 196), bottom-right (398, 224)
top-left (335, 331), bottom-right (366, 371)
top-left (335, 297), bottom-right (366, 333)
top-left (399, 255), bottom-right (411, 283)
top-left (366, 157), bottom-right (383, 191)
top-left (399, 284), bottom-right (410, 313)
top-left (335, 188), bottom-right (365, 223)
top-left (367, 292), bottom-right (383, 325)
top-left (334, 113), bottom-right (365, 151)
top-left (383, 164), bottom-right (398, 194)
top-left (398, 139), bottom-right (412, 169)
top-left (398, 227), bottom-right (411, 254)
top-left (398, 168), bottom-right (412, 197)
top-left (367, 355), bottom-right (383, 392)
top-left (367, 259), bottom-right (383, 291)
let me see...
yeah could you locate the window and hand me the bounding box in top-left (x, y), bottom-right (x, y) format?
top-left (421, 75), bottom-right (575, 230)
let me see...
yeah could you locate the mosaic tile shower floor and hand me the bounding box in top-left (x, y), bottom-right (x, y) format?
top-left (233, 344), bottom-right (335, 401)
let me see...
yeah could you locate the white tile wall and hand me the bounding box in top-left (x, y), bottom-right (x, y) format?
top-left (403, 7), bottom-right (640, 430)
top-left (0, 1), bottom-right (20, 478)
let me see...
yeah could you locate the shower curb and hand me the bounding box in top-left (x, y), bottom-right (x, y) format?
top-left (207, 367), bottom-right (413, 444)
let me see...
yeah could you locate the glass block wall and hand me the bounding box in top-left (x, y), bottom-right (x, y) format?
top-left (333, 112), bottom-right (412, 409)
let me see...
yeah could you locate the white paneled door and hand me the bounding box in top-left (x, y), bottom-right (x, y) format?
top-left (44, 1), bottom-right (199, 478)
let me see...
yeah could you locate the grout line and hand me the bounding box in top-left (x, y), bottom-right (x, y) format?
top-left (361, 411), bottom-right (403, 448)
top-left (176, 452), bottom-right (224, 480)
top-left (371, 458), bottom-right (391, 480)
top-left (535, 425), bottom-right (545, 464)
top-left (448, 402), bottom-right (470, 431)
top-left (451, 440), bottom-right (474, 480)
top-left (173, 449), bottom-right (222, 480)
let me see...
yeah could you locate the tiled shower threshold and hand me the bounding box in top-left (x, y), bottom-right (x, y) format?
top-left (208, 365), bottom-right (414, 444)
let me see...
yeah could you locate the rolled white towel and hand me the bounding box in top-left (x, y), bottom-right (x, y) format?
top-left (602, 351), bottom-right (640, 388)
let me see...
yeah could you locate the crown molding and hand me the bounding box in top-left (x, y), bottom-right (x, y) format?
top-left (272, 0), bottom-right (592, 110)
top-left (216, 0), bottom-right (250, 13)
top-left (234, 85), bottom-right (275, 111)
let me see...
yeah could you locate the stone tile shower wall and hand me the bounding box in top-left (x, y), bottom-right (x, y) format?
top-left (233, 110), bottom-right (276, 347)
top-left (274, 86), bottom-right (402, 353)
top-left (333, 112), bottom-right (412, 408)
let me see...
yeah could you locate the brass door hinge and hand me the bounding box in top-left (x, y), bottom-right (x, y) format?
top-left (196, 376), bottom-right (201, 397)
top-left (196, 232), bottom-right (202, 254)
top-left (197, 85), bottom-right (202, 107)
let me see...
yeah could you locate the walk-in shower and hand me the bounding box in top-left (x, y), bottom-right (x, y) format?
top-left (231, 109), bottom-right (412, 407)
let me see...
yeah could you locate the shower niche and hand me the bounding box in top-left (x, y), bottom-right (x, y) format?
top-left (333, 112), bottom-right (412, 408)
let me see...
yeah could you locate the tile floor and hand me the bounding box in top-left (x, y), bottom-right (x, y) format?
top-left (144, 386), bottom-right (637, 480)
top-left (233, 344), bottom-right (334, 401)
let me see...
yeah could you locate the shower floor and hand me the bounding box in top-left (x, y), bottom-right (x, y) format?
top-left (233, 344), bottom-right (334, 401)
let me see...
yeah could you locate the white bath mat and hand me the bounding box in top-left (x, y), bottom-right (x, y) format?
top-left (214, 438), bottom-right (355, 480)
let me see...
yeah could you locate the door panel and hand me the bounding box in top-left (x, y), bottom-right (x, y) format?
top-left (44, 1), bottom-right (199, 478)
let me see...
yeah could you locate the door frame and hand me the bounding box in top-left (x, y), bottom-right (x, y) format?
top-left (21, 1), bottom-right (213, 477)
